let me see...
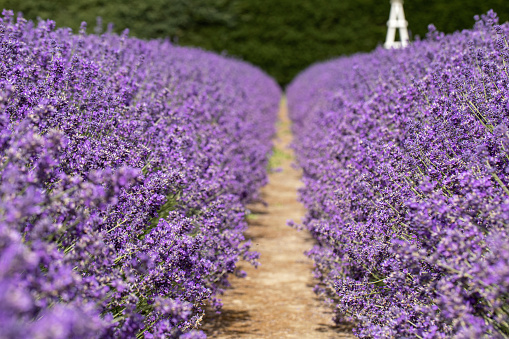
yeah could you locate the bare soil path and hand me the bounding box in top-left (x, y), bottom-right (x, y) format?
top-left (202, 98), bottom-right (354, 338)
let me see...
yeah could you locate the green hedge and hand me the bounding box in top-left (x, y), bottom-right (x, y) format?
top-left (3, 0), bottom-right (509, 86)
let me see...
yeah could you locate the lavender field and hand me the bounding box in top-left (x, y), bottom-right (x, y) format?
top-left (0, 9), bottom-right (280, 338)
top-left (4, 4), bottom-right (509, 339)
top-left (288, 10), bottom-right (509, 338)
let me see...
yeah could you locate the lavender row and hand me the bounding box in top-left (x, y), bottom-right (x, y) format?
top-left (0, 10), bottom-right (280, 338)
top-left (288, 11), bottom-right (509, 338)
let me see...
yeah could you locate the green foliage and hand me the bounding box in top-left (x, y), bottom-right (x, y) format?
top-left (3, 0), bottom-right (509, 86)
top-left (138, 192), bottom-right (179, 240)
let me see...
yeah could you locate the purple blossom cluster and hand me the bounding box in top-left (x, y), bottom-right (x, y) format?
top-left (0, 10), bottom-right (280, 338)
top-left (288, 10), bottom-right (509, 338)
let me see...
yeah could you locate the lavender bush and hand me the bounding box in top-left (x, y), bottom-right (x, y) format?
top-left (288, 10), bottom-right (509, 338)
top-left (0, 10), bottom-right (280, 338)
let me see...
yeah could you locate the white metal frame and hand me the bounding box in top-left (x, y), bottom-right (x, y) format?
top-left (384, 0), bottom-right (409, 49)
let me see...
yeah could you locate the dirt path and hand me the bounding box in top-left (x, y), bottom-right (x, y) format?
top-left (202, 98), bottom-right (354, 338)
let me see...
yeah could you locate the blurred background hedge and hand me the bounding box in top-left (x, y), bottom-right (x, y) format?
top-left (3, 0), bottom-right (509, 86)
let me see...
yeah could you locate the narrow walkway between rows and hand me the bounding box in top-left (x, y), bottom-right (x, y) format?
top-left (202, 98), bottom-right (354, 338)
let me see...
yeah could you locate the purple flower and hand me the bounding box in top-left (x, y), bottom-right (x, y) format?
top-left (0, 10), bottom-right (280, 338)
top-left (288, 10), bottom-right (509, 338)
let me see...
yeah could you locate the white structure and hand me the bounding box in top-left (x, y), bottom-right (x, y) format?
top-left (384, 0), bottom-right (409, 49)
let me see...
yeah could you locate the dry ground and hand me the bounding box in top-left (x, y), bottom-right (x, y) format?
top-left (202, 98), bottom-right (355, 338)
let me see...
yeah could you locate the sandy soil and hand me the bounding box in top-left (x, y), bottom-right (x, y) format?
top-left (202, 98), bottom-right (355, 338)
